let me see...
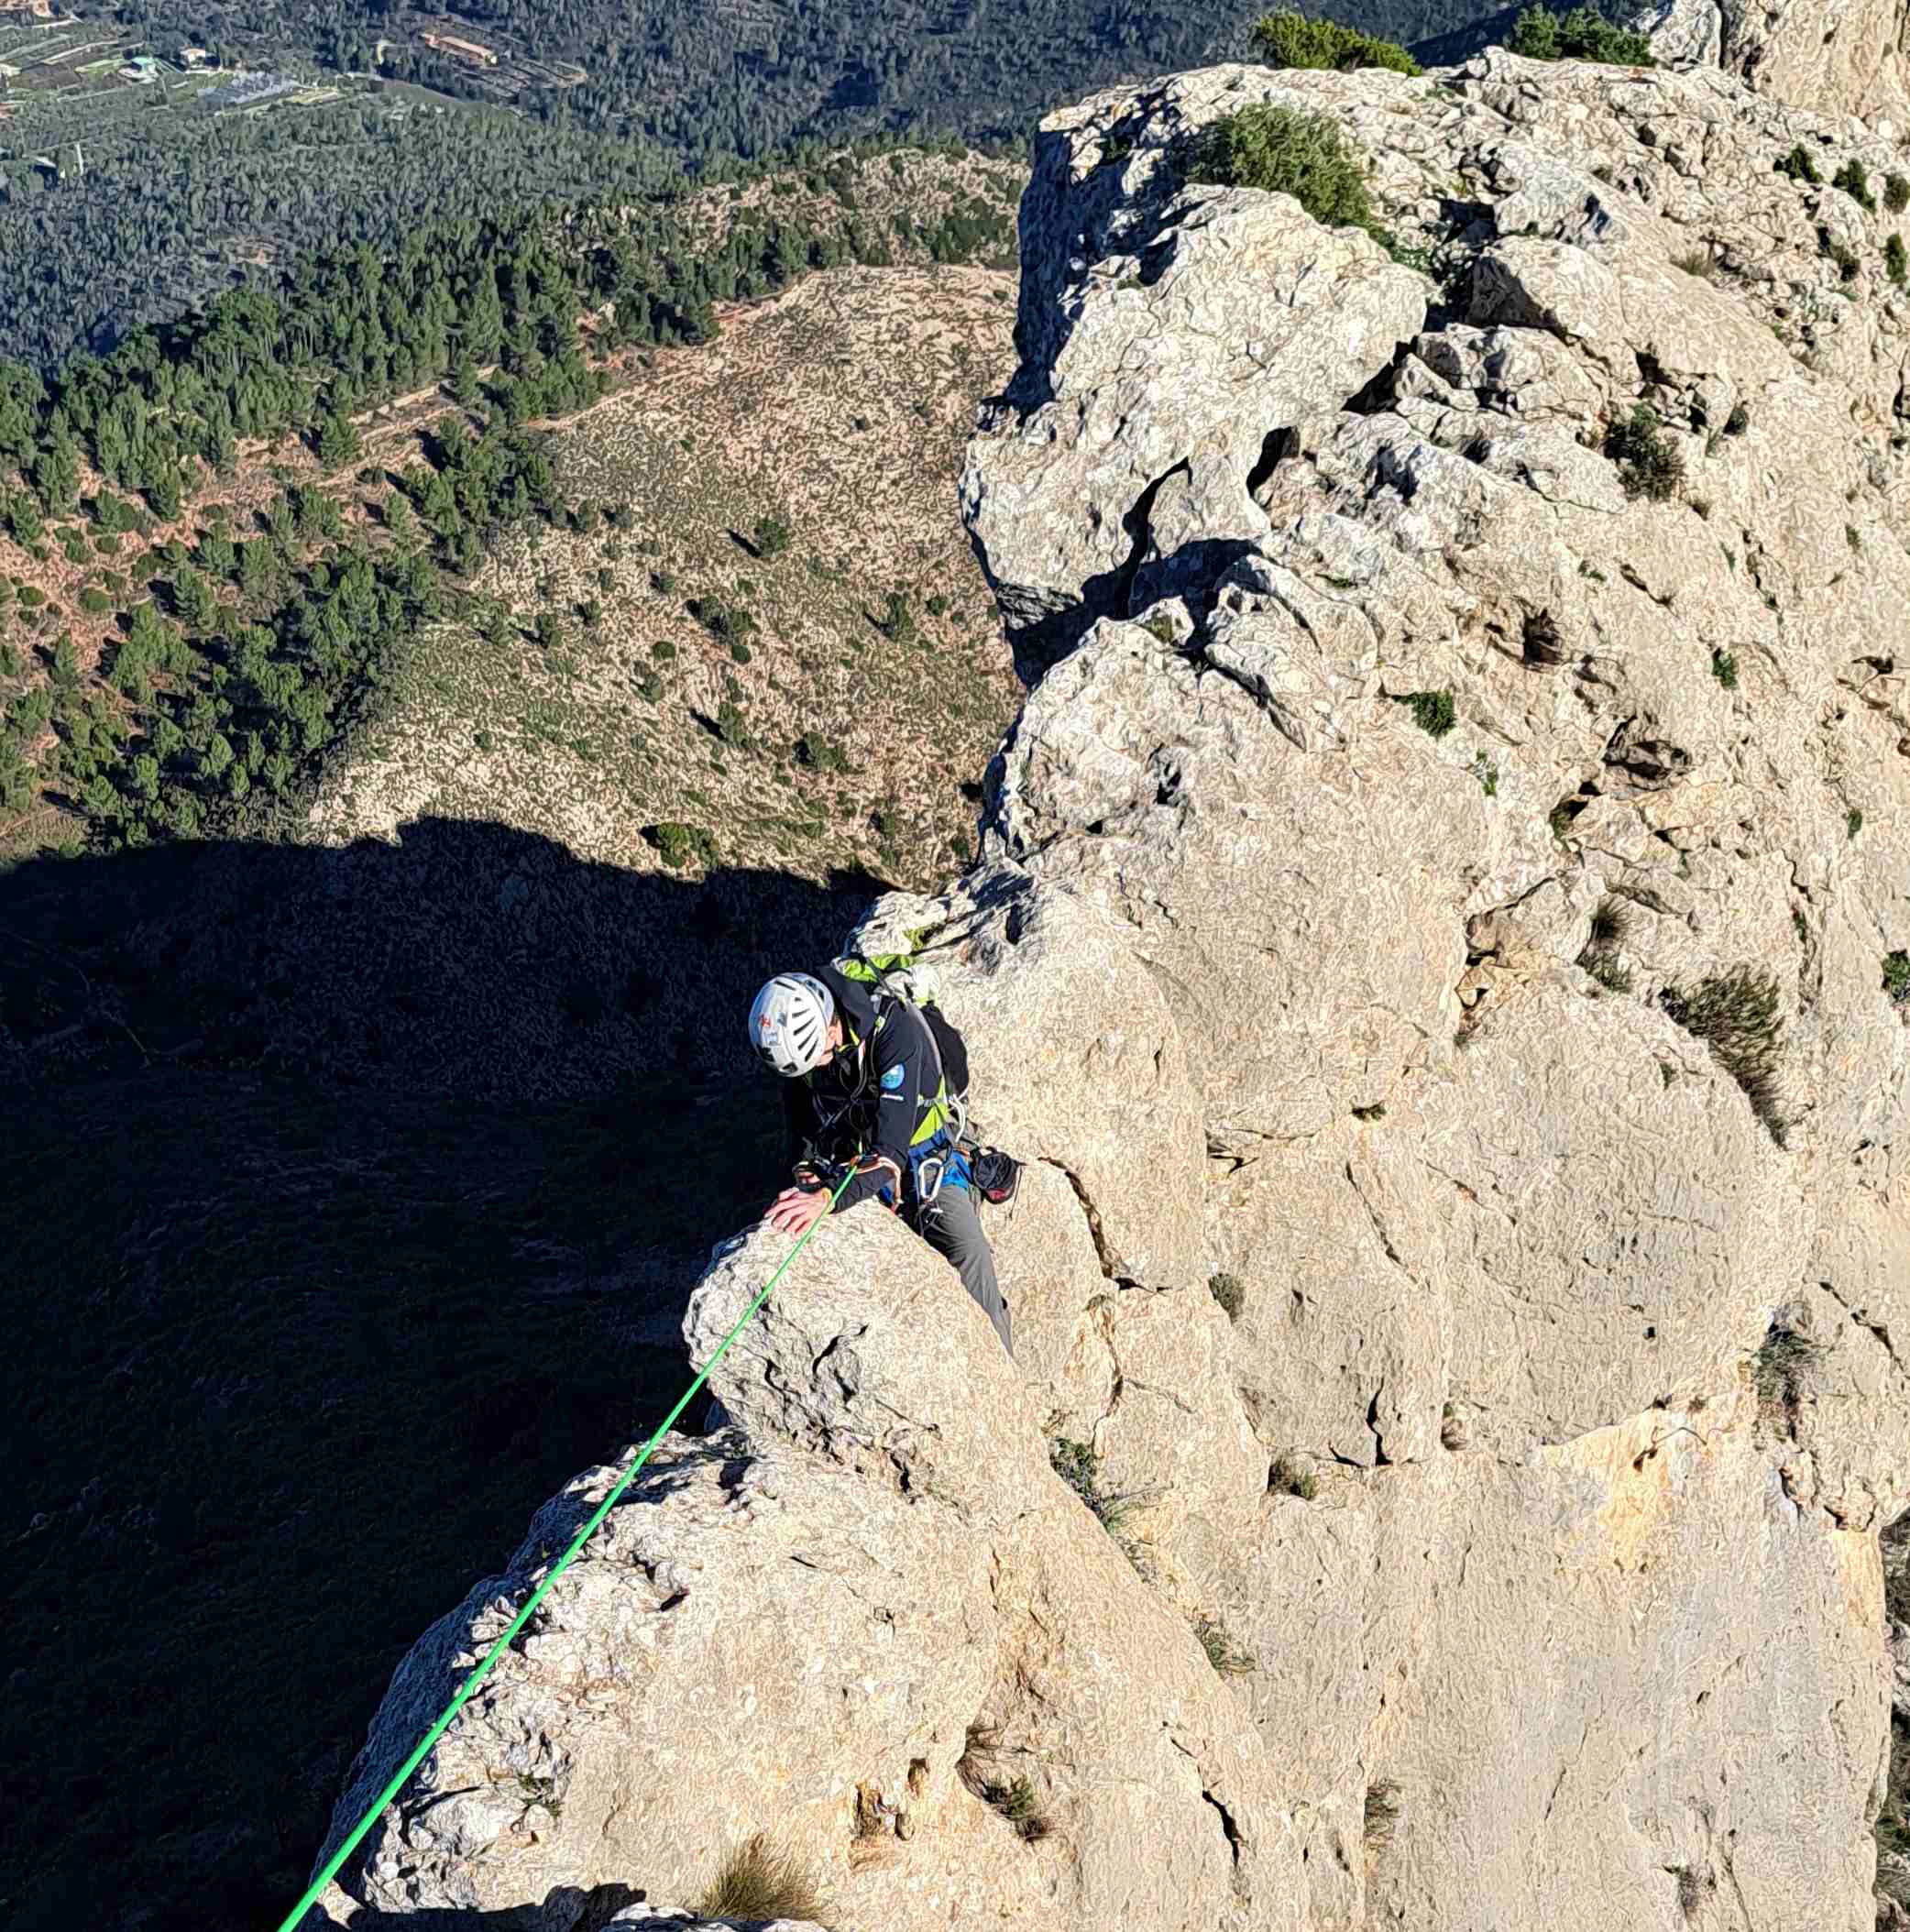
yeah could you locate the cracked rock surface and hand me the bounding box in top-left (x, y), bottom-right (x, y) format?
top-left (313, 43), bottom-right (1910, 1932)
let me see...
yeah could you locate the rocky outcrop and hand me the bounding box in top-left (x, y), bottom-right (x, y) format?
top-left (1630, 0), bottom-right (1907, 126)
top-left (1718, 0), bottom-right (1910, 126)
top-left (1633, 0), bottom-right (1722, 71)
top-left (311, 41), bottom-right (1910, 1932)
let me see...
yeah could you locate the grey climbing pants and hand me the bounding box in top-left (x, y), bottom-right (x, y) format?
top-left (909, 1183), bottom-right (1013, 1359)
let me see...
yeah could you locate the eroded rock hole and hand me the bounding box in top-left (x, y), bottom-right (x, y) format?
top-left (1521, 610), bottom-right (1569, 668)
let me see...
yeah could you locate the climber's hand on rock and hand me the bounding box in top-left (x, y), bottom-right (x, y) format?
top-left (766, 1185), bottom-right (830, 1236)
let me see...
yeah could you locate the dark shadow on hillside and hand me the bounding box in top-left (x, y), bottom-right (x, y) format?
top-left (0, 817), bottom-right (888, 1097)
top-left (1411, 1), bottom-right (1522, 67)
top-left (0, 820), bottom-right (885, 1932)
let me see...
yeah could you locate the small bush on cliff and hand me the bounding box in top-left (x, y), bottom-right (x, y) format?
top-left (1508, 5), bottom-right (1654, 66)
top-left (1364, 1781), bottom-right (1403, 1848)
top-left (1194, 1613), bottom-right (1257, 1675)
top-left (1391, 687), bottom-right (1455, 738)
top-left (646, 820), bottom-right (718, 871)
top-left (1252, 10), bottom-right (1420, 74)
top-left (1776, 143), bottom-right (1822, 185)
top-left (1603, 403), bottom-right (1685, 501)
top-left (1834, 159), bottom-right (1876, 212)
top-left (1673, 1865), bottom-right (1714, 1918)
top-left (981, 1774), bottom-right (1053, 1840)
top-left (1887, 233), bottom-right (1908, 290)
top-left (1050, 1437), bottom-right (1150, 1571)
top-left (1587, 898), bottom-right (1628, 950)
top-left (1884, 950), bottom-right (1910, 1004)
top-left (1187, 104), bottom-right (1378, 236)
top-left (1208, 1270), bottom-right (1245, 1320)
top-left (1268, 1453), bottom-right (1317, 1499)
top-left (1579, 898), bottom-right (1637, 983)
top-left (697, 1834), bottom-right (829, 1922)
top-left (1888, 173), bottom-right (1910, 214)
top-left (1751, 1323), bottom-right (1819, 1435)
top-left (1661, 965), bottom-right (1786, 1141)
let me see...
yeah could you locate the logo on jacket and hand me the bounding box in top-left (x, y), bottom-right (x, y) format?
top-left (881, 1064), bottom-right (905, 1090)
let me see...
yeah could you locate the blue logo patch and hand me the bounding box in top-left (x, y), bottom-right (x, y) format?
top-left (881, 1064), bottom-right (906, 1091)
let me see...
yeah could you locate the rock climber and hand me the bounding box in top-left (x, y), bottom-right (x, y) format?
top-left (748, 966), bottom-right (1014, 1358)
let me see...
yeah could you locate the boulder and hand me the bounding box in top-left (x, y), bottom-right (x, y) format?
top-left (1631, 0), bottom-right (1724, 68)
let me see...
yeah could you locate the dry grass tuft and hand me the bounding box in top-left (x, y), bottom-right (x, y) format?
top-left (696, 1833), bottom-right (829, 1923)
top-left (1661, 965), bottom-right (1786, 1142)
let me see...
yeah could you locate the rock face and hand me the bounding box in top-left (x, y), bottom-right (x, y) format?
top-left (312, 44), bottom-right (1910, 1932)
top-left (1632, 0), bottom-right (1723, 71)
top-left (1718, 0), bottom-right (1910, 126)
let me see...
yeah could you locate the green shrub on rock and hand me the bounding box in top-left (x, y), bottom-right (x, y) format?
top-left (1661, 965), bottom-right (1786, 1141)
top-left (1251, 10), bottom-right (1420, 74)
top-left (1833, 159), bottom-right (1876, 212)
top-left (695, 1836), bottom-right (828, 1924)
top-left (1603, 403), bottom-right (1685, 501)
top-left (648, 820), bottom-right (718, 871)
top-left (1187, 104), bottom-right (1378, 236)
top-left (1391, 688), bottom-right (1455, 737)
top-left (1509, 5), bottom-right (1655, 65)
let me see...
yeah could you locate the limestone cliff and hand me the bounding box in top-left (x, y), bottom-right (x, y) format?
top-left (1717, 0), bottom-right (1910, 127)
top-left (310, 42), bottom-right (1910, 1932)
top-left (1631, 0), bottom-right (1907, 126)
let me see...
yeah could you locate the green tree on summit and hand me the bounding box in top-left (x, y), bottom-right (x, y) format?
top-left (1252, 10), bottom-right (1420, 74)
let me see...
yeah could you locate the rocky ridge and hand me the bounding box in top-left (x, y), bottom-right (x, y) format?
top-left (309, 33), bottom-right (1910, 1932)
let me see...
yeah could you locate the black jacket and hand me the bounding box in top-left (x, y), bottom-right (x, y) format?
top-left (781, 965), bottom-right (952, 1213)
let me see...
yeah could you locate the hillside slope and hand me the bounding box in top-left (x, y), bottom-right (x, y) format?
top-left (311, 262), bottom-right (1020, 895)
top-left (311, 35), bottom-right (1910, 1932)
top-left (0, 143), bottom-right (1022, 889)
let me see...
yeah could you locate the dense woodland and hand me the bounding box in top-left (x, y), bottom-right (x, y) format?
top-left (5, 0), bottom-right (1546, 365)
top-left (7, 0), bottom-right (1507, 359)
top-left (0, 101), bottom-right (686, 371)
top-left (65, 0), bottom-right (1506, 158)
top-left (0, 151), bottom-right (1017, 859)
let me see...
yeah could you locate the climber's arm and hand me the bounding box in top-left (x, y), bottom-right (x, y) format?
top-left (829, 1013), bottom-right (927, 1213)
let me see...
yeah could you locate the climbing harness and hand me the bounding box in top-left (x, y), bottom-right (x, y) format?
top-left (271, 1167), bottom-right (857, 1932)
top-left (833, 950), bottom-right (1022, 1209)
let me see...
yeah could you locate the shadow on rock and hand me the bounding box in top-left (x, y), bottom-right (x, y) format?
top-left (326, 1881), bottom-right (650, 1929)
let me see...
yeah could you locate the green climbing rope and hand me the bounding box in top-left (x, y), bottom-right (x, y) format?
top-left (275, 1170), bottom-right (855, 1932)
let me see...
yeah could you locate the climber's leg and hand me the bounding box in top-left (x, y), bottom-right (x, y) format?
top-left (915, 1184), bottom-right (1013, 1359)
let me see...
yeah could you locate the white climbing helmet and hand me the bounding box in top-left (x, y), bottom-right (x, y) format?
top-left (748, 972), bottom-right (836, 1077)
